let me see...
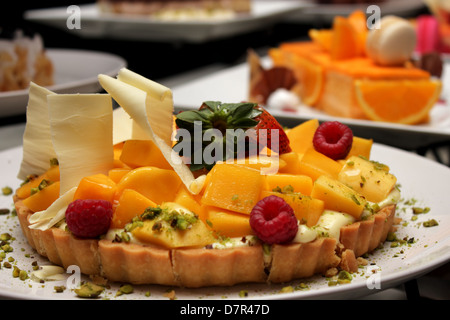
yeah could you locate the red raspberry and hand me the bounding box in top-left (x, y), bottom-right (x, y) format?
top-left (249, 195), bottom-right (298, 244)
top-left (313, 121), bottom-right (353, 160)
top-left (65, 199), bottom-right (113, 238)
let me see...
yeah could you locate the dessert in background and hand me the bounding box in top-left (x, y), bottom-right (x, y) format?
top-left (97, 0), bottom-right (251, 20)
top-left (260, 11), bottom-right (442, 125)
top-left (0, 31), bottom-right (53, 92)
top-left (248, 48), bottom-right (298, 110)
top-left (424, 0), bottom-right (450, 52)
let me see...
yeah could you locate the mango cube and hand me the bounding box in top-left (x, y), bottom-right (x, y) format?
top-left (119, 139), bottom-right (172, 170)
top-left (201, 163), bottom-right (264, 215)
top-left (112, 189), bottom-right (157, 229)
top-left (174, 186), bottom-right (205, 221)
top-left (114, 167), bottom-right (182, 205)
top-left (131, 203), bottom-right (215, 248)
top-left (22, 181), bottom-right (61, 212)
top-left (16, 165), bottom-right (60, 199)
top-left (264, 174), bottom-right (313, 195)
top-left (346, 137), bottom-right (373, 160)
top-left (278, 152), bottom-right (303, 175)
top-left (73, 174), bottom-right (117, 203)
top-left (338, 156), bottom-right (397, 203)
top-left (205, 206), bottom-right (253, 238)
top-left (298, 148), bottom-right (343, 181)
top-left (311, 175), bottom-right (366, 219)
top-left (286, 119), bottom-right (319, 155)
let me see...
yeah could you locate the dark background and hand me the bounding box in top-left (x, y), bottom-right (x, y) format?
top-left (0, 1), bottom-right (314, 82)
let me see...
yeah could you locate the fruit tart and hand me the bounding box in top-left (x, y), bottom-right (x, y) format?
top-left (14, 69), bottom-right (398, 288)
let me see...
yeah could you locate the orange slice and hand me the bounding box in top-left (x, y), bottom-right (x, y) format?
top-left (354, 79), bottom-right (442, 124)
top-left (292, 55), bottom-right (324, 106)
top-left (331, 16), bottom-right (360, 60)
top-left (309, 29), bottom-right (334, 52)
top-left (347, 10), bottom-right (368, 56)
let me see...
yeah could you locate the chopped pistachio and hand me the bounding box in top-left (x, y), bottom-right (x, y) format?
top-left (54, 286), bottom-right (66, 293)
top-left (116, 284), bottom-right (134, 296)
top-left (239, 290), bottom-right (248, 298)
top-left (423, 219), bottom-right (439, 227)
top-left (0, 233), bottom-right (11, 241)
top-left (1, 244), bottom-right (13, 253)
top-left (280, 286), bottom-right (294, 293)
top-left (0, 208), bottom-right (10, 215)
top-left (19, 270), bottom-right (29, 281)
top-left (74, 282), bottom-right (105, 298)
top-left (412, 207), bottom-right (430, 214)
top-left (1, 187), bottom-right (12, 196)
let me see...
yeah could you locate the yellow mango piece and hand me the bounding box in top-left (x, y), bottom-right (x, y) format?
top-left (73, 174), bottom-right (117, 203)
top-left (115, 166), bottom-right (182, 205)
top-left (264, 174), bottom-right (313, 195)
top-left (260, 191), bottom-right (324, 227)
top-left (108, 168), bottom-right (131, 184)
top-left (298, 148), bottom-right (343, 181)
top-left (205, 206), bottom-right (253, 238)
top-left (278, 152), bottom-right (303, 175)
top-left (201, 163), bottom-right (264, 215)
top-left (16, 165), bottom-right (60, 199)
top-left (174, 185), bottom-right (205, 221)
top-left (310, 175), bottom-right (366, 219)
top-left (131, 203), bottom-right (216, 248)
top-left (221, 155), bottom-right (286, 174)
top-left (119, 139), bottom-right (172, 170)
top-left (112, 189), bottom-right (157, 229)
top-left (286, 119), bottom-right (319, 155)
top-left (338, 156), bottom-right (397, 203)
top-left (112, 142), bottom-right (128, 168)
top-left (22, 181), bottom-right (61, 212)
top-left (346, 137), bottom-right (373, 160)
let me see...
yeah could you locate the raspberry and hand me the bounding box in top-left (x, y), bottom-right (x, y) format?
top-left (249, 195), bottom-right (298, 244)
top-left (65, 199), bottom-right (113, 238)
top-left (312, 121), bottom-right (353, 160)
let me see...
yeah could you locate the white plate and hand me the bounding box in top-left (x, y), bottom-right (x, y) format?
top-left (0, 49), bottom-right (127, 118)
top-left (24, 1), bottom-right (311, 43)
top-left (171, 61), bottom-right (450, 150)
top-left (0, 143), bottom-right (450, 300)
top-left (287, 0), bottom-right (425, 24)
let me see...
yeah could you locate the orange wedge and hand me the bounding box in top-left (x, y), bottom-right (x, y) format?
top-left (331, 16), bottom-right (360, 60)
top-left (354, 79), bottom-right (442, 124)
top-left (347, 10), bottom-right (368, 56)
top-left (292, 55), bottom-right (324, 106)
top-left (309, 29), bottom-right (334, 52)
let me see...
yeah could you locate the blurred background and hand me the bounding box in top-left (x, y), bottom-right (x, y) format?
top-left (0, 1), bottom-right (320, 81)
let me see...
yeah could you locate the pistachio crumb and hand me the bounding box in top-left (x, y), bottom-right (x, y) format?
top-left (1, 186), bottom-right (12, 196)
top-left (74, 282), bottom-right (105, 298)
top-left (238, 289), bottom-right (248, 298)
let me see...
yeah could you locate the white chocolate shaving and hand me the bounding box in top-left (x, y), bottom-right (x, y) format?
top-left (17, 82), bottom-right (56, 180)
top-left (99, 69), bottom-right (203, 194)
top-left (47, 94), bottom-right (114, 195)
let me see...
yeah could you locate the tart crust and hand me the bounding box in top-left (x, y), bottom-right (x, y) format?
top-left (14, 197), bottom-right (396, 287)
